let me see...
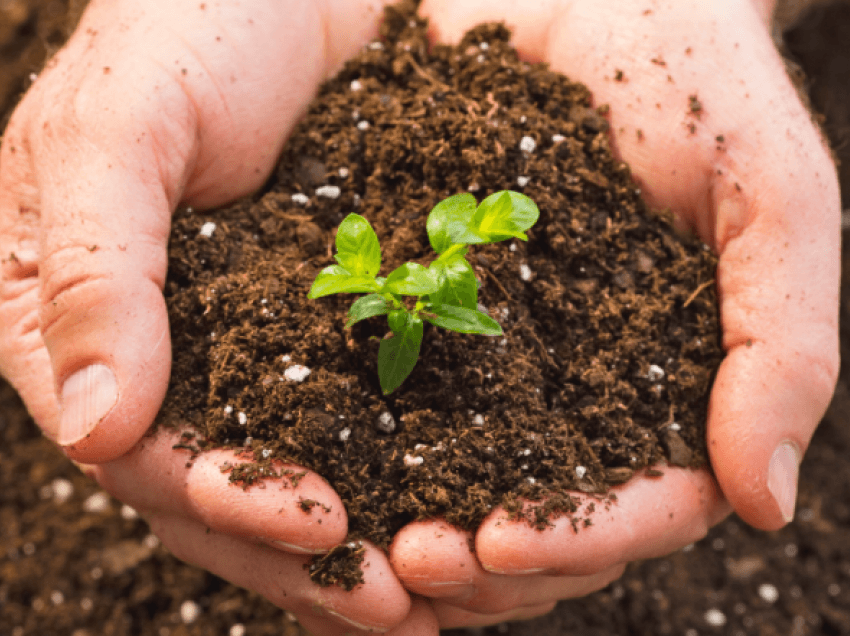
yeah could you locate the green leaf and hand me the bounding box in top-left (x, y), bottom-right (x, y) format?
top-left (382, 262), bottom-right (440, 296)
top-left (387, 309), bottom-right (409, 333)
top-left (334, 214), bottom-right (382, 277)
top-left (426, 193), bottom-right (478, 253)
top-left (345, 294), bottom-right (391, 328)
top-left (425, 303), bottom-right (503, 335)
top-left (308, 265), bottom-right (379, 299)
top-left (378, 316), bottom-right (423, 394)
top-left (468, 190), bottom-right (540, 243)
top-left (428, 255), bottom-right (477, 309)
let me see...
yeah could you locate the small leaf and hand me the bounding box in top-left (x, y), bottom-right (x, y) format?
top-left (426, 193), bottom-right (478, 253)
top-left (425, 303), bottom-right (503, 335)
top-left (334, 214), bottom-right (382, 277)
top-left (308, 265), bottom-right (379, 299)
top-left (428, 255), bottom-right (477, 308)
top-left (468, 190), bottom-right (540, 243)
top-left (383, 262), bottom-right (440, 296)
top-left (346, 294), bottom-right (391, 328)
top-left (378, 316), bottom-right (423, 394)
top-left (387, 309), bottom-right (408, 333)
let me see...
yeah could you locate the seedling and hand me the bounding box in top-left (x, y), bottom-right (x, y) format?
top-left (308, 190), bottom-right (539, 394)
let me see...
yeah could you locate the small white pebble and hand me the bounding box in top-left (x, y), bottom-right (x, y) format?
top-left (473, 414), bottom-right (485, 426)
top-left (51, 478), bottom-right (74, 504)
top-left (338, 167), bottom-right (350, 178)
top-left (377, 411), bottom-right (396, 434)
top-left (198, 222), bottom-right (216, 238)
top-left (516, 175), bottom-right (530, 187)
top-left (83, 492), bottom-right (110, 514)
top-left (758, 583), bottom-right (779, 603)
top-left (479, 42), bottom-right (489, 50)
top-left (704, 608), bottom-right (727, 627)
top-left (368, 41), bottom-right (383, 50)
top-left (237, 412), bottom-right (248, 426)
top-left (316, 185), bottom-right (341, 199)
top-left (143, 534), bottom-right (161, 549)
top-left (284, 365), bottom-right (311, 382)
top-left (357, 120), bottom-right (370, 131)
top-left (509, 243), bottom-right (517, 252)
top-left (281, 354), bottom-right (292, 363)
top-left (229, 625), bottom-right (246, 636)
top-left (476, 54), bottom-right (485, 63)
top-left (180, 600), bottom-right (201, 624)
top-left (120, 505), bottom-right (139, 520)
top-left (350, 79), bottom-right (363, 91)
top-left (526, 476), bottom-right (536, 484)
top-left (519, 115), bottom-right (527, 124)
top-left (224, 405), bottom-right (233, 415)
top-left (552, 134), bottom-right (566, 143)
top-left (575, 466), bottom-right (587, 479)
top-left (519, 136), bottom-right (536, 153)
top-left (261, 449), bottom-right (271, 459)
top-left (668, 422), bottom-right (681, 431)
top-left (291, 193), bottom-right (309, 205)
top-left (519, 263), bottom-right (533, 281)
top-left (50, 590), bottom-right (64, 605)
top-left (646, 364), bottom-right (665, 382)
top-left (339, 427), bottom-right (351, 442)
top-left (403, 454), bottom-right (424, 467)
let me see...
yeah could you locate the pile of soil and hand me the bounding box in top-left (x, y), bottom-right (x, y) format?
top-left (160, 3), bottom-right (722, 563)
top-left (3, 1), bottom-right (850, 635)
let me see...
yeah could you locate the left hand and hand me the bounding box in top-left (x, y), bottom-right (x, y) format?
top-left (388, 0), bottom-right (840, 628)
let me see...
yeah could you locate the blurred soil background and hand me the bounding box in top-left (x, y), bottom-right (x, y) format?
top-left (2, 1), bottom-right (850, 634)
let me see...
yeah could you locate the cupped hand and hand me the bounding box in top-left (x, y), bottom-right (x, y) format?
top-left (0, 0), bottom-right (432, 632)
top-left (389, 0), bottom-right (839, 625)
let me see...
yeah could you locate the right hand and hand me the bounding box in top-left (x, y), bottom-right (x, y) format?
top-left (0, 1), bottom-right (429, 632)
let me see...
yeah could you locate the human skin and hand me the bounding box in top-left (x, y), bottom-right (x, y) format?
top-left (0, 0), bottom-right (838, 633)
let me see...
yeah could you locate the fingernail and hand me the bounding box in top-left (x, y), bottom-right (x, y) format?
top-left (768, 440), bottom-right (801, 523)
top-left (58, 364), bottom-right (118, 445)
top-left (312, 603), bottom-right (386, 632)
top-left (482, 564), bottom-right (547, 575)
top-left (268, 539), bottom-right (327, 555)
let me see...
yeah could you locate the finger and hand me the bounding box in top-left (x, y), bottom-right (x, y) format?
top-left (146, 512), bottom-right (411, 633)
top-left (93, 429), bottom-right (347, 552)
top-left (433, 600), bottom-right (558, 630)
top-left (391, 520), bottom-right (624, 614)
top-left (475, 468), bottom-right (730, 577)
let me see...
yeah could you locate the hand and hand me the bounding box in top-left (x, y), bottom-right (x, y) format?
top-left (388, 0), bottom-right (840, 627)
top-left (0, 1), bottom-right (432, 633)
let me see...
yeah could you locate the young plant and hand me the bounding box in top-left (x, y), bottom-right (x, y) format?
top-left (308, 190), bottom-right (539, 394)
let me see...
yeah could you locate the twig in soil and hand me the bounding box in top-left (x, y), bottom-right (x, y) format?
top-left (479, 267), bottom-right (511, 301)
top-left (682, 279), bottom-right (714, 308)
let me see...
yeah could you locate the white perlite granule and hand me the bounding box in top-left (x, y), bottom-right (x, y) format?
top-left (237, 412), bottom-right (248, 426)
top-left (357, 120), bottom-right (371, 131)
top-left (229, 625), bottom-right (246, 636)
top-left (291, 193), bottom-right (309, 205)
top-left (284, 365), bottom-right (311, 382)
top-left (180, 600), bottom-right (201, 624)
top-left (403, 454), bottom-right (424, 467)
top-left (82, 492), bottom-right (110, 514)
top-left (316, 185), bottom-right (341, 199)
top-left (350, 79), bottom-right (363, 91)
top-left (552, 133), bottom-right (566, 143)
top-left (516, 175), bottom-right (530, 187)
top-left (198, 222), bottom-right (216, 238)
top-left (339, 427), bottom-right (352, 442)
top-left (51, 478), bottom-right (74, 504)
top-left (646, 364), bottom-right (665, 381)
top-left (758, 583), bottom-right (780, 603)
top-left (519, 136), bottom-right (536, 153)
top-left (519, 263), bottom-right (533, 281)
top-left (704, 608), bottom-right (727, 627)
top-left (575, 466), bottom-right (587, 479)
top-left (377, 411), bottom-right (396, 434)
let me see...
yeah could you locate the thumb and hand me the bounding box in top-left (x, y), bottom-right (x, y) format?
top-left (9, 46), bottom-right (199, 464)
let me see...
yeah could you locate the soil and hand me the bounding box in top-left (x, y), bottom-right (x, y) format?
top-left (1, 1), bottom-right (849, 635)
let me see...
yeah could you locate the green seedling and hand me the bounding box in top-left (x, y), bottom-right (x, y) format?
top-left (308, 190), bottom-right (539, 395)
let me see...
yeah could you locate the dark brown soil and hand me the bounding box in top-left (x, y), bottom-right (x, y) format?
top-left (161, 4), bottom-right (721, 561)
top-left (2, 1), bottom-right (850, 635)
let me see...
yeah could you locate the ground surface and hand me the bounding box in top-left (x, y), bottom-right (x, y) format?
top-left (2, 2), bottom-right (850, 635)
